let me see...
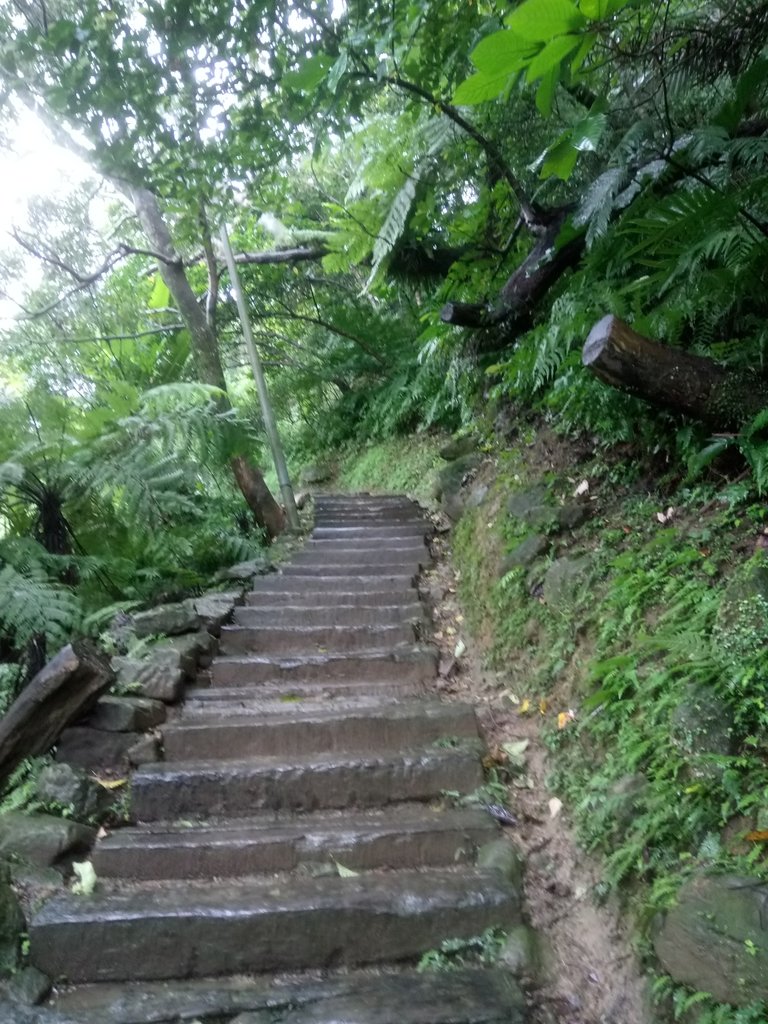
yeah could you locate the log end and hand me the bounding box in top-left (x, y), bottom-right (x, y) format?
top-left (440, 302), bottom-right (491, 328)
top-left (582, 314), bottom-right (618, 367)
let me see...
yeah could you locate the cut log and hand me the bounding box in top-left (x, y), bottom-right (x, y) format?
top-left (0, 641), bottom-right (113, 788)
top-left (583, 315), bottom-right (768, 429)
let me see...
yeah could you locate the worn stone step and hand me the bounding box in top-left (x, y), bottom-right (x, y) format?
top-left (162, 700), bottom-right (478, 760)
top-left (305, 536), bottom-right (428, 550)
top-left (233, 603), bottom-right (425, 628)
top-left (313, 516), bottom-right (425, 528)
top-left (245, 588), bottom-right (417, 607)
top-left (93, 805), bottom-right (496, 880)
top-left (294, 546), bottom-right (429, 565)
top-left (249, 574), bottom-right (417, 593)
top-left (181, 693), bottom-right (412, 717)
top-left (184, 678), bottom-right (425, 708)
top-left (52, 966), bottom-right (525, 1024)
top-left (30, 867), bottom-right (519, 983)
top-left (131, 746), bottom-right (483, 820)
top-left (312, 525), bottom-right (430, 540)
top-left (210, 645), bottom-right (437, 686)
top-left (280, 563), bottom-right (422, 577)
top-left (218, 623), bottom-right (416, 655)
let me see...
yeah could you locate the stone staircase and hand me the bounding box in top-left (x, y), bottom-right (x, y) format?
top-left (29, 495), bottom-right (525, 1023)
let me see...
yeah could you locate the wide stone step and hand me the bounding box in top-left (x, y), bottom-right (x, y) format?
top-left (30, 867), bottom-right (519, 983)
top-left (161, 700), bottom-right (478, 760)
top-left (184, 678), bottom-right (425, 707)
top-left (131, 746), bottom-right (483, 820)
top-left (181, 693), bottom-right (412, 717)
top-left (52, 966), bottom-right (525, 1024)
top-left (93, 805), bottom-right (496, 880)
top-left (245, 588), bottom-right (418, 608)
top-left (293, 546), bottom-right (429, 565)
top-left (218, 623), bottom-right (416, 655)
top-left (210, 645), bottom-right (437, 686)
top-left (304, 538), bottom-right (428, 552)
top-left (312, 525), bottom-right (430, 540)
top-left (249, 574), bottom-right (416, 593)
top-left (233, 603), bottom-right (425, 628)
top-left (280, 563), bottom-right (422, 577)
top-left (314, 515), bottom-right (425, 526)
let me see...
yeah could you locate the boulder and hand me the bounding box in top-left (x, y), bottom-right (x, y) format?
top-left (35, 764), bottom-right (114, 822)
top-left (476, 838), bottom-right (525, 892)
top-left (127, 734), bottom-right (161, 766)
top-left (542, 556), bottom-right (591, 608)
top-left (154, 632), bottom-right (217, 677)
top-left (556, 502), bottom-right (590, 531)
top-left (216, 560), bottom-right (272, 583)
top-left (0, 641), bottom-right (113, 787)
top-left (439, 434), bottom-right (479, 461)
top-left (498, 924), bottom-right (542, 980)
top-left (112, 651), bottom-right (184, 704)
top-left (55, 727), bottom-right (140, 769)
top-left (499, 535), bottom-right (550, 574)
top-left (0, 812), bottom-right (95, 868)
top-left (130, 600), bottom-right (200, 639)
top-left (436, 454), bottom-right (483, 520)
top-left (671, 685), bottom-right (735, 770)
top-left (4, 966), bottom-right (51, 1006)
top-left (653, 874), bottom-right (768, 1005)
top-left (194, 590), bottom-right (243, 634)
top-left (0, 861), bottom-right (23, 974)
top-left (0, 997), bottom-right (79, 1023)
top-left (83, 696), bottom-right (166, 733)
top-left (299, 463), bottom-right (332, 485)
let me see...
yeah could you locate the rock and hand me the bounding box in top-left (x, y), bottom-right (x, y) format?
top-left (151, 632), bottom-right (217, 679)
top-left (716, 558), bottom-right (768, 633)
top-left (5, 966), bottom-right (51, 1006)
top-left (112, 652), bottom-right (184, 704)
top-left (436, 454), bottom-right (482, 504)
top-left (542, 556), bottom-right (591, 608)
top-left (216, 560), bottom-right (272, 583)
top-left (83, 696), bottom-right (166, 733)
top-left (671, 684), bottom-right (735, 766)
top-left (0, 861), bottom-right (23, 973)
top-left (0, 997), bottom-right (79, 1023)
top-left (607, 773), bottom-right (648, 827)
top-left (131, 599), bottom-right (200, 639)
top-left (476, 838), bottom-right (525, 891)
top-left (439, 434), bottom-right (479, 461)
top-left (498, 924), bottom-right (542, 980)
top-left (194, 591), bottom-right (243, 634)
top-left (0, 812), bottom-right (95, 868)
top-left (35, 764), bottom-right (114, 822)
top-left (467, 483), bottom-right (488, 509)
top-left (499, 534), bottom-right (550, 574)
top-left (0, 641), bottom-right (113, 788)
top-left (556, 502), bottom-right (590, 531)
top-left (506, 485), bottom-right (549, 522)
top-left (299, 463), bottom-right (332, 485)
top-left (55, 728), bottom-right (140, 769)
top-left (127, 734), bottom-right (160, 766)
top-left (653, 874), bottom-right (768, 1005)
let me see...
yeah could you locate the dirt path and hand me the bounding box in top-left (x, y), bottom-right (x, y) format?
top-left (425, 530), bottom-right (652, 1024)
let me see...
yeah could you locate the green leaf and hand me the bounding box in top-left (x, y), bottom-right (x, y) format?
top-left (526, 34), bottom-right (581, 82)
top-left (71, 860), bottom-right (97, 895)
top-left (540, 136), bottom-right (578, 179)
top-left (148, 274), bottom-right (171, 310)
top-left (571, 111), bottom-right (607, 152)
top-left (282, 54), bottom-right (333, 92)
top-left (570, 31), bottom-right (597, 74)
top-left (506, 0), bottom-right (586, 42)
top-left (453, 70), bottom-right (513, 105)
top-left (327, 52), bottom-right (349, 93)
top-left (535, 65), bottom-right (559, 117)
top-left (470, 30), bottom-right (535, 75)
top-left (579, 0), bottom-right (629, 16)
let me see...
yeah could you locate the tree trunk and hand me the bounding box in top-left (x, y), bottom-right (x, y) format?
top-left (582, 315), bottom-right (768, 429)
top-left (129, 186), bottom-right (285, 539)
top-left (231, 456), bottom-right (285, 537)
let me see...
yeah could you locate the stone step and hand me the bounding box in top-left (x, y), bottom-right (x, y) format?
top-left (305, 537), bottom-right (428, 551)
top-left (314, 515), bottom-right (425, 526)
top-left (184, 678), bottom-right (425, 707)
top-left (249, 574), bottom-right (416, 593)
top-left (280, 562), bottom-right (423, 577)
top-left (52, 966), bottom-right (525, 1024)
top-left (161, 700), bottom-right (478, 760)
top-left (181, 693), bottom-right (412, 717)
top-left (131, 746), bottom-right (483, 820)
top-left (93, 805), bottom-right (496, 880)
top-left (233, 603), bottom-right (425, 628)
top-left (312, 525), bottom-right (430, 540)
top-left (210, 645), bottom-right (437, 686)
top-left (245, 588), bottom-right (418, 607)
top-left (294, 546), bottom-right (429, 565)
top-left (30, 867), bottom-right (519, 983)
top-left (218, 623), bottom-right (416, 655)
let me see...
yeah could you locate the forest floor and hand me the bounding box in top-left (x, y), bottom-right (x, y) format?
top-left (424, 537), bottom-right (651, 1024)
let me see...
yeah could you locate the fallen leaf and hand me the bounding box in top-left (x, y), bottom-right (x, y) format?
top-left (746, 830), bottom-right (768, 842)
top-left (502, 739), bottom-right (530, 765)
top-left (557, 710), bottom-right (576, 730)
top-left (445, 625), bottom-right (456, 637)
top-left (95, 777), bottom-right (127, 790)
top-left (656, 506), bottom-right (675, 525)
top-left (573, 479), bottom-right (589, 497)
top-left (333, 859), bottom-right (359, 877)
top-left (96, 827), bottom-right (109, 841)
top-left (71, 860), bottom-right (97, 895)
top-left (519, 698), bottom-right (532, 715)
top-left (539, 698), bottom-right (548, 715)
top-left (548, 798), bottom-right (563, 819)
top-left (454, 638), bottom-right (466, 659)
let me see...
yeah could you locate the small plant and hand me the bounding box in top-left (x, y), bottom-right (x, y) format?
top-left (417, 927), bottom-right (507, 972)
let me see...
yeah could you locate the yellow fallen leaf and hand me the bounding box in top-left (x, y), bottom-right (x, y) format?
top-left (95, 777), bottom-right (127, 790)
top-left (71, 860), bottom-right (97, 895)
top-left (519, 698), bottom-right (532, 715)
top-left (539, 698), bottom-right (548, 715)
top-left (746, 830), bottom-right (768, 842)
top-left (557, 710), bottom-right (576, 730)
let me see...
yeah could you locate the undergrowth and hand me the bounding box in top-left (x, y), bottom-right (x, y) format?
top-left (333, 434), bottom-right (446, 503)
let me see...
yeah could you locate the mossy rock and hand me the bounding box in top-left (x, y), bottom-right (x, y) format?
top-left (671, 684), bottom-right (735, 766)
top-left (499, 534), bottom-right (550, 575)
top-left (542, 555), bottom-right (592, 608)
top-left (439, 434), bottom-right (479, 461)
top-left (299, 463), bottom-right (332, 485)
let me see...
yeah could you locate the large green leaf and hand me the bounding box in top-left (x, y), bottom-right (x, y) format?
top-left (453, 70), bottom-right (513, 105)
top-left (526, 33), bottom-right (581, 82)
top-left (282, 55), bottom-right (333, 92)
top-left (470, 30), bottom-right (536, 75)
top-left (506, 0), bottom-right (586, 41)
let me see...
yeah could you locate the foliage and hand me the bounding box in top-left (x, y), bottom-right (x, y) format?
top-left (417, 927), bottom-right (507, 973)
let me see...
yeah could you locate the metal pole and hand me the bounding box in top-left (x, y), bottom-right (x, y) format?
top-left (218, 224), bottom-right (301, 532)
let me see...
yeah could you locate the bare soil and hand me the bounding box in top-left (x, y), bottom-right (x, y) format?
top-left (423, 530), bottom-right (653, 1024)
